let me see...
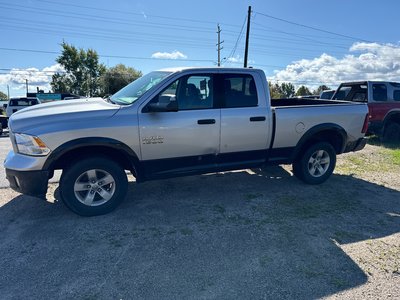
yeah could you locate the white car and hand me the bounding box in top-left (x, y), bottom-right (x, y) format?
top-left (6, 97), bottom-right (41, 117)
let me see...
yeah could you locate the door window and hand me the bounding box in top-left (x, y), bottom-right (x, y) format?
top-left (146, 75), bottom-right (214, 111)
top-left (221, 74), bottom-right (258, 108)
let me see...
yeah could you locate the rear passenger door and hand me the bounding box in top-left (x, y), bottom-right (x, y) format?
top-left (218, 73), bottom-right (270, 165)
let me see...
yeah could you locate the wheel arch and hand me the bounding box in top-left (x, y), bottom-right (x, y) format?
top-left (43, 137), bottom-right (143, 181)
top-left (292, 123), bottom-right (347, 161)
top-left (383, 110), bottom-right (400, 127)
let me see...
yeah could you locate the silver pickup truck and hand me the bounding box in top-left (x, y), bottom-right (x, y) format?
top-left (4, 67), bottom-right (369, 216)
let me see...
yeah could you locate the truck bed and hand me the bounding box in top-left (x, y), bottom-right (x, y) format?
top-left (271, 98), bottom-right (349, 107)
top-left (270, 98), bottom-right (367, 152)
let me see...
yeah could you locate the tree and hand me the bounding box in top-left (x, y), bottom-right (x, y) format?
top-left (51, 42), bottom-right (106, 96)
top-left (313, 85), bottom-right (331, 95)
top-left (280, 82), bottom-right (295, 98)
top-left (269, 82), bottom-right (296, 98)
top-left (269, 82), bottom-right (283, 99)
top-left (0, 91), bottom-right (7, 100)
top-left (101, 64), bottom-right (142, 95)
top-left (296, 85), bottom-right (312, 96)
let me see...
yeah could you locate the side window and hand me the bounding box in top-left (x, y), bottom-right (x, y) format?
top-left (222, 74), bottom-right (258, 108)
top-left (393, 90), bottom-right (400, 101)
top-left (372, 84), bottom-right (387, 101)
top-left (145, 75), bottom-right (213, 112)
top-left (179, 75), bottom-right (213, 110)
top-left (351, 92), bottom-right (367, 102)
top-left (333, 86), bottom-right (351, 100)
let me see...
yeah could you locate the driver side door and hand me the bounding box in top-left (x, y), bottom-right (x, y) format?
top-left (138, 74), bottom-right (220, 178)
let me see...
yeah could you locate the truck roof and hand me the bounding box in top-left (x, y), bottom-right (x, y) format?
top-left (340, 80), bottom-right (400, 86)
top-left (157, 66), bottom-right (262, 73)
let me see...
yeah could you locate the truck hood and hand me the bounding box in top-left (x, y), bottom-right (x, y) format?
top-left (9, 98), bottom-right (121, 134)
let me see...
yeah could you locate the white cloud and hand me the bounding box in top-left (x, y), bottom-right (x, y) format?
top-left (227, 55), bottom-right (241, 63)
top-left (151, 50), bottom-right (187, 60)
top-left (0, 64), bottom-right (64, 95)
top-left (271, 42), bottom-right (400, 89)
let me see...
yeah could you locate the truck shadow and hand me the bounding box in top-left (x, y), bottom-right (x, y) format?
top-left (0, 166), bottom-right (399, 299)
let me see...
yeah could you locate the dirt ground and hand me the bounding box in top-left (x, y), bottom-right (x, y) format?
top-left (0, 144), bottom-right (399, 299)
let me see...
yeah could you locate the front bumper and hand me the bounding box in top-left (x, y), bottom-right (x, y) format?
top-left (6, 169), bottom-right (49, 198)
top-left (343, 137), bottom-right (367, 153)
top-left (4, 150), bottom-right (50, 198)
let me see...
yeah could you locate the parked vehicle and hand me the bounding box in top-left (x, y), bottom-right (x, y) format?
top-left (4, 67), bottom-right (369, 216)
top-left (332, 81), bottom-right (400, 142)
top-left (320, 90), bottom-right (335, 100)
top-left (0, 108), bottom-right (7, 135)
top-left (6, 97), bottom-right (41, 117)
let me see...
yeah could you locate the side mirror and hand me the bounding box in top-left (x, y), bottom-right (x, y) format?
top-left (3, 104), bottom-right (7, 109)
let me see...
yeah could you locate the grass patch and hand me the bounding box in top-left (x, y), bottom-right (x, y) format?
top-left (336, 142), bottom-right (400, 175)
top-left (381, 148), bottom-right (400, 165)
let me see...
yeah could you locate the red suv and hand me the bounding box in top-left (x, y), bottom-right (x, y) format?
top-left (332, 81), bottom-right (400, 142)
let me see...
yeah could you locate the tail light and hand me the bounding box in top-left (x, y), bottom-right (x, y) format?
top-left (361, 113), bottom-right (369, 134)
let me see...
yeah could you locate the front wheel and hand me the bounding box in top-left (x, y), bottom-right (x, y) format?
top-left (60, 157), bottom-right (128, 216)
top-left (293, 142), bottom-right (336, 185)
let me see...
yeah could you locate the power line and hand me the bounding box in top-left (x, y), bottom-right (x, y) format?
top-left (0, 3), bottom-right (216, 34)
top-left (32, 0), bottom-right (241, 28)
top-left (251, 22), bottom-right (349, 50)
top-left (0, 47), bottom-right (214, 62)
top-left (228, 16), bottom-right (247, 60)
top-left (254, 11), bottom-right (372, 43)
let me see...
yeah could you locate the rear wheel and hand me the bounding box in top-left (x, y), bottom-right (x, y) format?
top-left (293, 142), bottom-right (336, 185)
top-left (60, 157), bottom-right (128, 216)
top-left (382, 122), bottom-right (400, 143)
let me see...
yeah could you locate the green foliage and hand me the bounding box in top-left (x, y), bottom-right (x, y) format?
top-left (269, 82), bottom-right (295, 99)
top-left (51, 42), bottom-right (106, 96)
top-left (101, 64), bottom-right (142, 95)
top-left (280, 82), bottom-right (295, 98)
top-left (313, 85), bottom-right (331, 95)
top-left (0, 91), bottom-right (7, 100)
top-left (295, 85), bottom-right (312, 96)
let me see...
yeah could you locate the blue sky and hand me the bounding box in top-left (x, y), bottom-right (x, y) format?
top-left (1, 0), bottom-right (400, 97)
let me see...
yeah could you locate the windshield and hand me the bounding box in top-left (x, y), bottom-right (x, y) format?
top-left (110, 71), bottom-right (172, 105)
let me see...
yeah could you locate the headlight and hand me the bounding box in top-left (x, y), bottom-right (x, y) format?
top-left (14, 133), bottom-right (50, 156)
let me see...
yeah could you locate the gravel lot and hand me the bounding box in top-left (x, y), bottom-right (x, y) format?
top-left (0, 142), bottom-right (399, 299)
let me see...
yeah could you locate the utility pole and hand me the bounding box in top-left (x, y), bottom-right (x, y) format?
top-left (25, 79), bottom-right (28, 95)
top-left (216, 24), bottom-right (224, 67)
top-left (7, 85), bottom-right (10, 99)
top-left (244, 6), bottom-right (252, 68)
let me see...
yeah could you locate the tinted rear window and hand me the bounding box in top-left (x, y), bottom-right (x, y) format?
top-left (9, 99), bottom-right (38, 106)
top-left (372, 84), bottom-right (387, 101)
top-left (394, 90), bottom-right (400, 101)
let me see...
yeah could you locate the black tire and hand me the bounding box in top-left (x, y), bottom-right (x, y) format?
top-left (293, 142), bottom-right (336, 185)
top-left (382, 122), bottom-right (400, 143)
top-left (60, 157), bottom-right (128, 216)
